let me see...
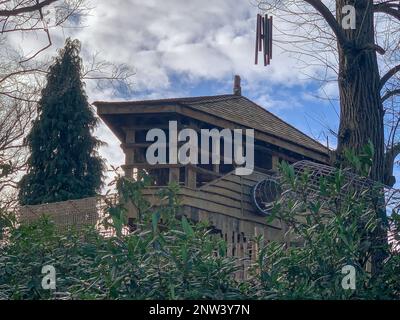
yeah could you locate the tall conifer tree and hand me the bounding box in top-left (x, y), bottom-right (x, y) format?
top-left (19, 39), bottom-right (104, 205)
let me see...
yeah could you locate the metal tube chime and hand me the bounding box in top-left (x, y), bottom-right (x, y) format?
top-left (255, 14), bottom-right (273, 66)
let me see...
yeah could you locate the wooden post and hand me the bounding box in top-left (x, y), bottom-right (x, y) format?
top-left (213, 163), bottom-right (220, 174)
top-left (272, 155), bottom-right (280, 171)
top-left (125, 128), bottom-right (136, 165)
top-left (185, 166), bottom-right (197, 188)
top-left (124, 167), bottom-right (133, 178)
top-left (169, 167), bottom-right (180, 183)
top-left (184, 120), bottom-right (198, 188)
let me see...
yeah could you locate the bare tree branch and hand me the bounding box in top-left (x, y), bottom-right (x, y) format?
top-left (380, 64), bottom-right (400, 89)
top-left (374, 2), bottom-right (400, 21)
top-left (385, 143), bottom-right (400, 186)
top-left (0, 1), bottom-right (135, 207)
top-left (303, 0), bottom-right (348, 46)
top-left (382, 88), bottom-right (400, 102)
top-left (0, 0), bottom-right (57, 17)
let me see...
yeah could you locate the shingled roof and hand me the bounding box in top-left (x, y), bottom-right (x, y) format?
top-left (94, 94), bottom-right (329, 158)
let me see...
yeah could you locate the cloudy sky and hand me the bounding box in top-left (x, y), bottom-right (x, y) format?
top-left (7, 0), bottom-right (354, 175)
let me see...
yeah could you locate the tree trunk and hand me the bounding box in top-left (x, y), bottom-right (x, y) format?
top-left (336, 0), bottom-right (387, 275)
top-left (336, 0), bottom-right (384, 182)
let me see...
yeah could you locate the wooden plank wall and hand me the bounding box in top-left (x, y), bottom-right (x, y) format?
top-left (138, 170), bottom-right (288, 280)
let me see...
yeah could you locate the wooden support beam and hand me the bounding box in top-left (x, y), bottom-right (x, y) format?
top-left (125, 128), bottom-right (136, 143)
top-left (186, 166), bottom-right (197, 188)
top-left (124, 128), bottom-right (135, 165)
top-left (169, 167), bottom-right (180, 183)
top-left (122, 124), bottom-right (171, 131)
top-left (121, 142), bottom-right (185, 149)
top-left (124, 167), bottom-right (133, 178)
top-left (253, 166), bottom-right (274, 174)
top-left (189, 165), bottom-right (222, 177)
top-left (272, 155), bottom-right (280, 171)
top-left (122, 143), bottom-right (153, 148)
top-left (122, 163), bottom-right (183, 170)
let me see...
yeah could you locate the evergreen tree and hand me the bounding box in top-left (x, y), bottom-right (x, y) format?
top-left (19, 39), bottom-right (104, 205)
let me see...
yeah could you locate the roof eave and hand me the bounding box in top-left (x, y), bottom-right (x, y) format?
top-left (95, 100), bottom-right (329, 163)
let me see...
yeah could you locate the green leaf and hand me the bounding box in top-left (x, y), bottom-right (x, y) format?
top-left (181, 216), bottom-right (194, 237)
top-left (152, 212), bottom-right (160, 233)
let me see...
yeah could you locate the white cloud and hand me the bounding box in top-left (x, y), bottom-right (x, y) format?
top-left (64, 0), bottom-right (330, 92)
top-left (6, 0), bottom-right (340, 174)
top-left (66, 0), bottom-right (337, 171)
top-left (8, 0), bottom-right (334, 99)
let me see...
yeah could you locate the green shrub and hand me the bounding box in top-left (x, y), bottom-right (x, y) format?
top-left (250, 153), bottom-right (400, 299)
top-left (1, 151), bottom-right (399, 300)
top-left (0, 175), bottom-right (245, 300)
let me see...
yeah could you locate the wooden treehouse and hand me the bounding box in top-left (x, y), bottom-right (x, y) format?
top-left (94, 76), bottom-right (329, 277)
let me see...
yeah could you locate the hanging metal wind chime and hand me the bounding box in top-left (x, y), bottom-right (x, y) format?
top-left (255, 13), bottom-right (273, 66)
